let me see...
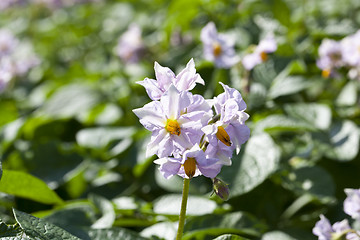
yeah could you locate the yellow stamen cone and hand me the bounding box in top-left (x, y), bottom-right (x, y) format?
top-left (213, 42), bottom-right (222, 57)
top-left (216, 126), bottom-right (231, 146)
top-left (165, 119), bottom-right (181, 136)
top-left (183, 158), bottom-right (196, 179)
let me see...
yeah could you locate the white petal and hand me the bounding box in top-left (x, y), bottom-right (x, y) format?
top-left (154, 62), bottom-right (175, 91)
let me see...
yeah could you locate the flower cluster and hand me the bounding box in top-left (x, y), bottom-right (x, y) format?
top-left (0, 29), bottom-right (39, 93)
top-left (200, 22), bottom-right (277, 70)
top-left (133, 59), bottom-right (250, 181)
top-left (313, 188), bottom-right (360, 240)
top-left (317, 30), bottom-right (360, 80)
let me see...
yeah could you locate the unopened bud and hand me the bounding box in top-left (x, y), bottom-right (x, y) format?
top-left (212, 178), bottom-right (230, 201)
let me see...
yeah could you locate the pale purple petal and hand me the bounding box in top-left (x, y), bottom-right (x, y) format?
top-left (175, 58), bottom-right (205, 91)
top-left (242, 53), bottom-right (262, 70)
top-left (227, 123), bottom-right (250, 154)
top-left (132, 101), bottom-right (165, 131)
top-left (154, 62), bottom-right (175, 92)
top-left (344, 188), bottom-right (360, 220)
top-left (136, 78), bottom-right (164, 101)
top-left (312, 215), bottom-right (333, 240)
top-left (257, 35), bottom-right (277, 53)
top-left (154, 158), bottom-right (181, 179)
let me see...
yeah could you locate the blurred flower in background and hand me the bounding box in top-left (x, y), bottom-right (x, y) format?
top-left (242, 34), bottom-right (277, 71)
top-left (316, 39), bottom-right (343, 78)
top-left (115, 24), bottom-right (145, 64)
top-left (200, 22), bottom-right (239, 69)
top-left (0, 28), bottom-right (39, 93)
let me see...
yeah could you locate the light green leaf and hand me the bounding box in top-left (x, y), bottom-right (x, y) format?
top-left (254, 115), bottom-right (315, 133)
top-left (269, 76), bottom-right (310, 99)
top-left (218, 133), bottom-right (280, 197)
top-left (0, 161), bottom-right (2, 182)
top-left (314, 120), bottom-right (360, 161)
top-left (86, 228), bottom-right (148, 240)
top-left (261, 231), bottom-right (296, 240)
top-left (13, 209), bottom-right (80, 240)
top-left (153, 194), bottom-right (217, 216)
top-left (89, 194), bottom-right (116, 229)
top-left (336, 81), bottom-right (358, 106)
top-left (40, 84), bottom-right (101, 120)
top-left (0, 170), bottom-right (64, 205)
top-left (270, 0), bottom-right (291, 27)
top-left (76, 127), bottom-right (135, 150)
top-left (140, 222), bottom-right (177, 240)
top-left (284, 103), bottom-right (332, 130)
top-left (213, 234), bottom-right (250, 240)
top-left (183, 212), bottom-right (266, 240)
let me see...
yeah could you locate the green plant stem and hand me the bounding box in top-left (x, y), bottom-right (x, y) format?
top-left (176, 178), bottom-right (190, 240)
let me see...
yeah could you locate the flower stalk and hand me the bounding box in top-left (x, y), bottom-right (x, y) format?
top-left (176, 178), bottom-right (190, 240)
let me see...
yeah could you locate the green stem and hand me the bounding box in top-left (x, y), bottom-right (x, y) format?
top-left (176, 178), bottom-right (190, 240)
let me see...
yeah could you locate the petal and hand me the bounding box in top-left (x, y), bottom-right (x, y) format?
top-left (227, 123), bottom-right (250, 154)
top-left (155, 158), bottom-right (181, 179)
top-left (146, 129), bottom-right (168, 157)
top-left (154, 61), bottom-right (176, 91)
top-left (133, 101), bottom-right (166, 131)
top-left (242, 53), bottom-right (262, 70)
top-left (160, 84), bottom-right (182, 119)
top-left (198, 163), bottom-right (222, 178)
top-left (200, 22), bottom-right (218, 43)
top-left (175, 58), bottom-right (205, 91)
top-left (136, 78), bottom-right (164, 100)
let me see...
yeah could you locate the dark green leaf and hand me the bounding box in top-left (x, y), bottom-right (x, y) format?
top-left (13, 209), bottom-right (80, 240)
top-left (0, 221), bottom-right (23, 238)
top-left (0, 170), bottom-right (64, 205)
top-left (218, 133), bottom-right (280, 197)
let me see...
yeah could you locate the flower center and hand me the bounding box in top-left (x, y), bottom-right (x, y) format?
top-left (260, 51), bottom-right (268, 61)
top-left (322, 68), bottom-right (331, 78)
top-left (183, 157), bottom-right (197, 178)
top-left (165, 119), bottom-right (181, 136)
top-left (216, 126), bottom-right (231, 146)
top-left (213, 42), bottom-right (222, 57)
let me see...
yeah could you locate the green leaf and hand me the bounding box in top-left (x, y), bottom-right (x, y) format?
top-left (218, 133), bottom-right (280, 197)
top-left (269, 76), bottom-right (310, 99)
top-left (0, 221), bottom-right (23, 238)
top-left (183, 212), bottom-right (267, 240)
top-left (153, 194), bottom-right (217, 216)
top-left (0, 170), bottom-right (64, 205)
top-left (336, 81), bottom-right (358, 106)
top-left (314, 120), bottom-right (360, 161)
top-left (254, 115), bottom-right (315, 133)
top-left (76, 127), bottom-right (135, 150)
top-left (86, 227), bottom-right (148, 240)
top-left (261, 231), bottom-right (296, 240)
top-left (284, 103), bottom-right (332, 130)
top-left (0, 161), bottom-right (2, 182)
top-left (213, 234), bottom-right (250, 240)
top-left (270, 0), bottom-right (291, 27)
top-left (40, 84), bottom-right (101, 120)
top-left (13, 209), bottom-right (80, 240)
top-left (140, 222), bottom-right (177, 240)
top-left (89, 194), bottom-right (115, 229)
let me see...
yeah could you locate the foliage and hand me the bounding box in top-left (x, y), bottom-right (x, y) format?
top-left (0, 0), bottom-right (360, 239)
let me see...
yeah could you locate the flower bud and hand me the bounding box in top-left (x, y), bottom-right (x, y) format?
top-left (212, 178), bottom-right (230, 201)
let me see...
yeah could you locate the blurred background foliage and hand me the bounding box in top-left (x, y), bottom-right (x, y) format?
top-left (0, 0), bottom-right (360, 239)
